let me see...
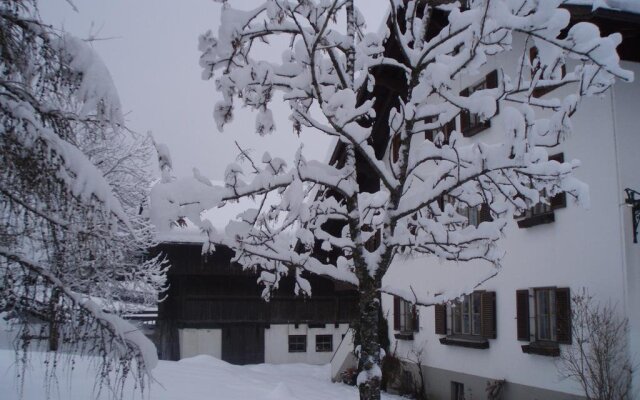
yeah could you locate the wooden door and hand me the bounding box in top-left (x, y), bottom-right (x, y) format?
top-left (221, 324), bottom-right (265, 365)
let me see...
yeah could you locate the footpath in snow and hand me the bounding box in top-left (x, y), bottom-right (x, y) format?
top-left (0, 350), bottom-right (403, 400)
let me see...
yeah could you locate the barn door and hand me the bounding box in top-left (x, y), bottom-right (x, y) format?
top-left (221, 325), bottom-right (265, 365)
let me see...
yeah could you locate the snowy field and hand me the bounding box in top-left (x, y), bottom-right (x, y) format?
top-left (0, 350), bottom-right (402, 400)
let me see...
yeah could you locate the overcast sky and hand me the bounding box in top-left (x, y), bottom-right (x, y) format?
top-left (40, 0), bottom-right (387, 180)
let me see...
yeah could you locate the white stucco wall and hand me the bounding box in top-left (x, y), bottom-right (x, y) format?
top-left (611, 60), bottom-right (640, 395)
top-left (383, 34), bottom-right (640, 397)
top-left (264, 323), bottom-right (350, 365)
top-left (179, 328), bottom-right (222, 359)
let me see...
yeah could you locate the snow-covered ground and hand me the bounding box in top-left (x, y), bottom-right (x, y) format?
top-left (0, 350), bottom-right (402, 400)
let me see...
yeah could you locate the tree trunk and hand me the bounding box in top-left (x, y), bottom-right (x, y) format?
top-left (357, 274), bottom-right (382, 400)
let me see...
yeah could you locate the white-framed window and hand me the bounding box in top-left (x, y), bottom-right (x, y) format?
top-left (452, 292), bottom-right (482, 336)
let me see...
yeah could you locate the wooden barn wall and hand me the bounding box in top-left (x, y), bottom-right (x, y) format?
top-left (152, 243), bottom-right (358, 360)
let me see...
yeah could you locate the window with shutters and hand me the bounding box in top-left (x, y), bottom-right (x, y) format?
top-left (435, 291), bottom-right (496, 349)
top-left (393, 296), bottom-right (419, 340)
top-left (460, 70), bottom-right (499, 137)
top-left (516, 153), bottom-right (567, 228)
top-left (517, 287), bottom-right (571, 357)
top-left (439, 195), bottom-right (493, 228)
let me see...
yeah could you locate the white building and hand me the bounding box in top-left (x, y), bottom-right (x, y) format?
top-left (382, 3), bottom-right (640, 399)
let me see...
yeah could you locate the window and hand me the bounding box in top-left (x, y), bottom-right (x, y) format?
top-left (452, 292), bottom-right (482, 335)
top-left (451, 381), bottom-right (465, 400)
top-left (460, 70), bottom-right (499, 137)
top-left (517, 153), bottom-right (567, 228)
top-left (535, 288), bottom-right (556, 341)
top-left (393, 296), bottom-right (419, 339)
top-left (315, 334), bottom-right (333, 352)
top-left (435, 291), bottom-right (496, 349)
top-left (288, 335), bottom-right (307, 353)
top-left (517, 287), bottom-right (571, 357)
top-left (438, 195), bottom-right (493, 228)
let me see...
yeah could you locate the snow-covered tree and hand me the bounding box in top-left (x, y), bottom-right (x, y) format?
top-left (153, 1), bottom-right (630, 399)
top-left (0, 0), bottom-right (166, 396)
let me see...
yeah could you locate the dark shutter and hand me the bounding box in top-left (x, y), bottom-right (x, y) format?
top-left (391, 134), bottom-right (400, 163)
top-left (556, 287), bottom-right (572, 344)
top-left (480, 291), bottom-right (496, 339)
top-left (486, 69), bottom-right (499, 116)
top-left (460, 87), bottom-right (470, 135)
top-left (434, 304), bottom-right (447, 335)
top-left (412, 305), bottom-right (419, 332)
top-left (437, 195), bottom-right (445, 212)
top-left (393, 296), bottom-right (401, 331)
top-left (479, 203), bottom-right (493, 223)
top-left (486, 69), bottom-right (499, 89)
top-left (516, 290), bottom-right (530, 341)
top-left (443, 119), bottom-right (456, 145)
top-left (549, 153), bottom-right (567, 209)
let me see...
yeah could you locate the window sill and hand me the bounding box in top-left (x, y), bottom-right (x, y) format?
top-left (521, 342), bottom-right (560, 357)
top-left (517, 212), bottom-right (555, 228)
top-left (394, 332), bottom-right (415, 340)
top-left (439, 336), bottom-right (489, 349)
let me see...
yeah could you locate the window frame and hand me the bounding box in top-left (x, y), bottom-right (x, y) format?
top-left (288, 334), bottom-right (307, 353)
top-left (393, 296), bottom-right (419, 339)
top-left (451, 381), bottom-right (465, 400)
top-left (315, 334), bottom-right (333, 352)
top-left (516, 153), bottom-right (567, 228)
top-left (534, 288), bottom-right (557, 342)
top-left (451, 292), bottom-right (482, 336)
top-left (436, 291), bottom-right (496, 349)
top-left (518, 286), bottom-right (571, 357)
top-left (460, 70), bottom-right (499, 137)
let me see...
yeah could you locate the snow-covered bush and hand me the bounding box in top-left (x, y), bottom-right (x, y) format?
top-left (0, 0), bottom-right (166, 397)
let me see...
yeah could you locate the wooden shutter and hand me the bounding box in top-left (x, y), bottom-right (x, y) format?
top-left (486, 69), bottom-right (499, 117)
top-left (556, 287), bottom-right (572, 344)
top-left (480, 291), bottom-right (497, 339)
top-left (479, 203), bottom-right (493, 223)
top-left (486, 69), bottom-right (499, 89)
top-left (436, 195), bottom-right (445, 212)
top-left (459, 87), bottom-right (471, 136)
top-left (412, 305), bottom-right (419, 332)
top-left (434, 304), bottom-right (447, 335)
top-left (516, 290), bottom-right (530, 341)
top-left (549, 153), bottom-right (567, 209)
top-left (391, 134), bottom-right (401, 163)
top-left (393, 296), bottom-right (401, 331)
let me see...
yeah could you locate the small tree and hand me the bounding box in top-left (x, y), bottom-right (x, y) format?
top-left (152, 1), bottom-right (630, 399)
top-left (559, 290), bottom-right (634, 400)
top-left (0, 0), bottom-right (166, 396)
